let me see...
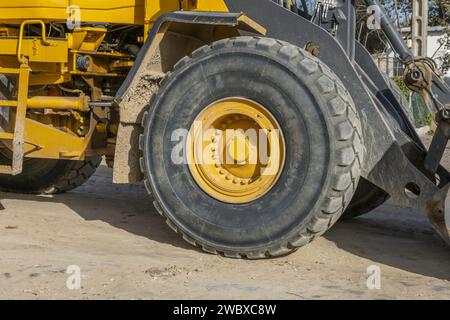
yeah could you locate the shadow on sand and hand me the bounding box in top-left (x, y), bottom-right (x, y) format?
top-left (1, 166), bottom-right (450, 281)
top-left (0, 170), bottom-right (196, 254)
top-left (325, 208), bottom-right (450, 281)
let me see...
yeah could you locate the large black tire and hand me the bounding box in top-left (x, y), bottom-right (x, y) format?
top-left (342, 75), bottom-right (411, 219)
top-left (140, 36), bottom-right (364, 258)
top-left (0, 155), bottom-right (102, 194)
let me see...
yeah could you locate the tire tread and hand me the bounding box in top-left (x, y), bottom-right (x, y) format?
top-left (140, 37), bottom-right (364, 259)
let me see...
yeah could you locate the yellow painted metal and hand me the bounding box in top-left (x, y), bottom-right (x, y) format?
top-left (183, 0), bottom-right (229, 11)
top-left (29, 73), bottom-right (68, 86)
top-left (17, 20), bottom-right (53, 63)
top-left (23, 118), bottom-right (86, 160)
top-left (0, 58), bottom-right (67, 77)
top-left (26, 95), bottom-right (89, 111)
top-left (0, 27), bottom-right (19, 37)
top-left (0, 38), bottom-right (68, 63)
top-left (70, 0), bottom-right (146, 25)
top-left (0, 100), bottom-right (17, 107)
top-left (0, 1), bottom-right (67, 23)
top-left (0, 0), bottom-right (231, 79)
top-left (0, 165), bottom-right (13, 174)
top-left (0, 62), bottom-right (88, 169)
top-left (110, 60), bottom-right (135, 71)
top-left (145, 0), bottom-right (229, 21)
top-left (64, 49), bottom-right (133, 81)
top-left (11, 63), bottom-right (31, 174)
top-left (144, 0), bottom-right (181, 24)
top-left (0, 0), bottom-right (256, 170)
top-left (0, 67), bottom-right (20, 74)
top-left (187, 98), bottom-right (286, 204)
top-left (71, 51), bottom-right (131, 58)
top-left (68, 52), bottom-right (132, 77)
top-left (237, 16), bottom-right (267, 35)
top-left (0, 0), bottom-right (145, 25)
top-left (0, 132), bottom-right (14, 140)
top-left (69, 27), bottom-right (107, 51)
top-left (143, 0), bottom-right (229, 37)
top-left (0, 0), bottom-right (229, 25)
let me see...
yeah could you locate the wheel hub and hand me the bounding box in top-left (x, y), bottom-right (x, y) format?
top-left (187, 98), bottom-right (286, 204)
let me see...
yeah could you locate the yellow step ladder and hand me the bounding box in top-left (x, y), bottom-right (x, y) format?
top-left (0, 63), bottom-right (30, 175)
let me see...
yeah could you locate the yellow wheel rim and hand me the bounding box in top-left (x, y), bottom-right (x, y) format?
top-left (187, 98), bottom-right (286, 204)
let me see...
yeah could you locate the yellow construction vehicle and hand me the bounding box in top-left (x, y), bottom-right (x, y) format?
top-left (0, 0), bottom-right (449, 258)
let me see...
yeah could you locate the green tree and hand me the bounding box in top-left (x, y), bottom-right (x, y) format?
top-left (356, 0), bottom-right (449, 56)
top-left (429, 0), bottom-right (449, 73)
top-left (429, 0), bottom-right (449, 26)
top-left (436, 30), bottom-right (449, 73)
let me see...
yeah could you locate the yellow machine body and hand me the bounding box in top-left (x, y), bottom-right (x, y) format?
top-left (0, 0), bottom-right (239, 175)
top-left (0, 1), bottom-right (228, 24)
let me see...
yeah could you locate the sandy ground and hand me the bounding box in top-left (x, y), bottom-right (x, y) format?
top-left (0, 133), bottom-right (449, 300)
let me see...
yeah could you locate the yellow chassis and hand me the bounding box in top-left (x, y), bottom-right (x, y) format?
top-left (0, 0), bottom-right (238, 175)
